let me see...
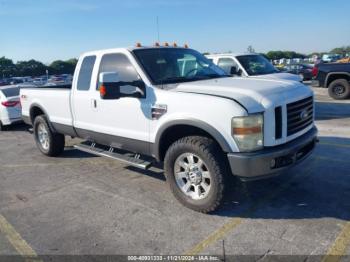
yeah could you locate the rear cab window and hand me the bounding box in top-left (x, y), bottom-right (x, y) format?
top-left (77, 56), bottom-right (96, 91)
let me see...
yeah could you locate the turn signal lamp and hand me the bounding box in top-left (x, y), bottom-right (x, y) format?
top-left (99, 85), bottom-right (107, 97)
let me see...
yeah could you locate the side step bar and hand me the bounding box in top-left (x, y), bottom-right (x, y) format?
top-left (74, 141), bottom-right (152, 170)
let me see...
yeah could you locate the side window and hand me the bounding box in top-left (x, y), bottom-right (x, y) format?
top-left (77, 56), bottom-right (96, 91)
top-left (97, 53), bottom-right (140, 89)
top-left (217, 58), bottom-right (238, 74)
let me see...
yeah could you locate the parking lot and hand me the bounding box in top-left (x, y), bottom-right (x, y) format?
top-left (0, 85), bottom-right (349, 261)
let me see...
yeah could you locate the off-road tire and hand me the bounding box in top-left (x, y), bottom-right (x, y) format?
top-left (33, 115), bottom-right (65, 156)
top-left (328, 79), bottom-right (350, 100)
top-left (164, 136), bottom-right (229, 213)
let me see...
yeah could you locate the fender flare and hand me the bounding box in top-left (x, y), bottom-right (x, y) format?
top-left (29, 103), bottom-right (56, 132)
top-left (153, 119), bottom-right (233, 160)
top-left (325, 72), bottom-right (350, 88)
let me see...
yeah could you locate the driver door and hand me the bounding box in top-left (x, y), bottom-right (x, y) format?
top-left (90, 52), bottom-right (151, 154)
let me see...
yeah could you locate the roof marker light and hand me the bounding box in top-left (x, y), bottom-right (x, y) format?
top-left (184, 43), bottom-right (189, 48)
top-left (173, 42), bottom-right (177, 47)
top-left (136, 43), bottom-right (142, 47)
top-left (154, 42), bottom-right (160, 47)
top-left (164, 42), bottom-right (169, 47)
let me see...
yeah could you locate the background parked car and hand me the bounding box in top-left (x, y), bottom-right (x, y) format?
top-left (206, 53), bottom-right (302, 82)
top-left (0, 85), bottom-right (22, 131)
top-left (283, 64), bottom-right (313, 81)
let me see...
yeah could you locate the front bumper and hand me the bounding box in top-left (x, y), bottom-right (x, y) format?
top-left (227, 126), bottom-right (318, 181)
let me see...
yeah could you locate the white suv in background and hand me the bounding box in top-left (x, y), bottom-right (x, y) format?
top-left (0, 86), bottom-right (22, 130)
top-left (206, 53), bottom-right (301, 82)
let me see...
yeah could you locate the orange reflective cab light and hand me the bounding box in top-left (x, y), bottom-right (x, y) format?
top-left (136, 42), bottom-right (142, 47)
top-left (184, 43), bottom-right (189, 48)
top-left (99, 85), bottom-right (107, 97)
top-left (154, 42), bottom-right (160, 47)
top-left (232, 126), bottom-right (262, 135)
top-left (173, 42), bottom-right (177, 47)
top-left (164, 42), bottom-right (169, 47)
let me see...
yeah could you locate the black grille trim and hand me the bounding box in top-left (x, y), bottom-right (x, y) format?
top-left (287, 96), bottom-right (313, 136)
top-left (275, 106), bottom-right (282, 139)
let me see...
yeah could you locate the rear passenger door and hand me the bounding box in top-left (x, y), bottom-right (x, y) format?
top-left (71, 55), bottom-right (97, 132)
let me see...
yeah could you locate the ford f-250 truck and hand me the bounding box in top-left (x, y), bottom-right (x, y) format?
top-left (21, 45), bottom-right (317, 213)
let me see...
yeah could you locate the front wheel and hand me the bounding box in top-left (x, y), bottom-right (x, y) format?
top-left (328, 79), bottom-right (350, 100)
top-left (164, 136), bottom-right (229, 213)
top-left (33, 115), bottom-right (65, 156)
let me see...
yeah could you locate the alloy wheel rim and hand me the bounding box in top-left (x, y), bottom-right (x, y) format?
top-left (174, 153), bottom-right (211, 200)
top-left (37, 123), bottom-right (49, 150)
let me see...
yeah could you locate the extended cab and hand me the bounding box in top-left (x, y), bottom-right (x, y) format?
top-left (21, 46), bottom-right (317, 213)
top-left (312, 62), bottom-right (350, 99)
top-left (207, 53), bottom-right (302, 82)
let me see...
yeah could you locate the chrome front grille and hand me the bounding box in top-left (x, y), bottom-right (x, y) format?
top-left (287, 96), bottom-right (313, 136)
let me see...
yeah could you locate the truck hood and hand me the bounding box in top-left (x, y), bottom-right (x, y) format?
top-left (174, 77), bottom-right (313, 113)
top-left (250, 72), bottom-right (302, 82)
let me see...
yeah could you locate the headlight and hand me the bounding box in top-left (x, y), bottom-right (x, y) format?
top-left (232, 114), bottom-right (264, 152)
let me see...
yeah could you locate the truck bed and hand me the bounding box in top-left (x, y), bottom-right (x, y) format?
top-left (20, 85), bottom-right (73, 128)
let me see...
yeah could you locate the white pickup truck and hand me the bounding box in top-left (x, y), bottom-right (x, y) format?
top-left (21, 45), bottom-right (317, 213)
top-left (206, 53), bottom-right (302, 82)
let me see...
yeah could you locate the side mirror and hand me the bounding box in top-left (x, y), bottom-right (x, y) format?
top-left (230, 66), bottom-right (241, 76)
top-left (98, 72), bottom-right (145, 100)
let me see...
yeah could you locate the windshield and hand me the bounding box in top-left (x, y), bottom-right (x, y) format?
top-left (133, 48), bottom-right (228, 85)
top-left (236, 55), bottom-right (278, 76)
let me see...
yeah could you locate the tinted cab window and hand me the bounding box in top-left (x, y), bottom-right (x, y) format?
top-left (97, 53), bottom-right (140, 89)
top-left (77, 56), bottom-right (96, 91)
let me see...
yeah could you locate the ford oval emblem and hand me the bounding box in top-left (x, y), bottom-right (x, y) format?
top-left (300, 110), bottom-right (309, 120)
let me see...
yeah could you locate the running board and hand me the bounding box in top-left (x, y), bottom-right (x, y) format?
top-left (74, 141), bottom-right (152, 170)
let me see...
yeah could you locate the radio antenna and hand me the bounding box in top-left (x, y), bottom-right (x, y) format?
top-left (156, 16), bottom-right (160, 43)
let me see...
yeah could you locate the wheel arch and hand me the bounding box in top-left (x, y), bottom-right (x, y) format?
top-left (29, 103), bottom-right (57, 132)
top-left (325, 72), bottom-right (350, 88)
top-left (153, 119), bottom-right (232, 161)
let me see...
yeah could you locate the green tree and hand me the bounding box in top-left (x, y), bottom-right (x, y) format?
top-left (49, 59), bottom-right (77, 75)
top-left (330, 46), bottom-right (350, 56)
top-left (0, 57), bottom-right (16, 78)
top-left (16, 60), bottom-right (47, 77)
top-left (266, 50), bottom-right (306, 60)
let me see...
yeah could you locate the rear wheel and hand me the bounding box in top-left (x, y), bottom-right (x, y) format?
top-left (328, 79), bottom-right (350, 100)
top-left (33, 115), bottom-right (65, 156)
top-left (164, 136), bottom-right (229, 213)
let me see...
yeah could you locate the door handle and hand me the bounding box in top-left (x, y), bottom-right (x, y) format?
top-left (91, 99), bottom-right (97, 108)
